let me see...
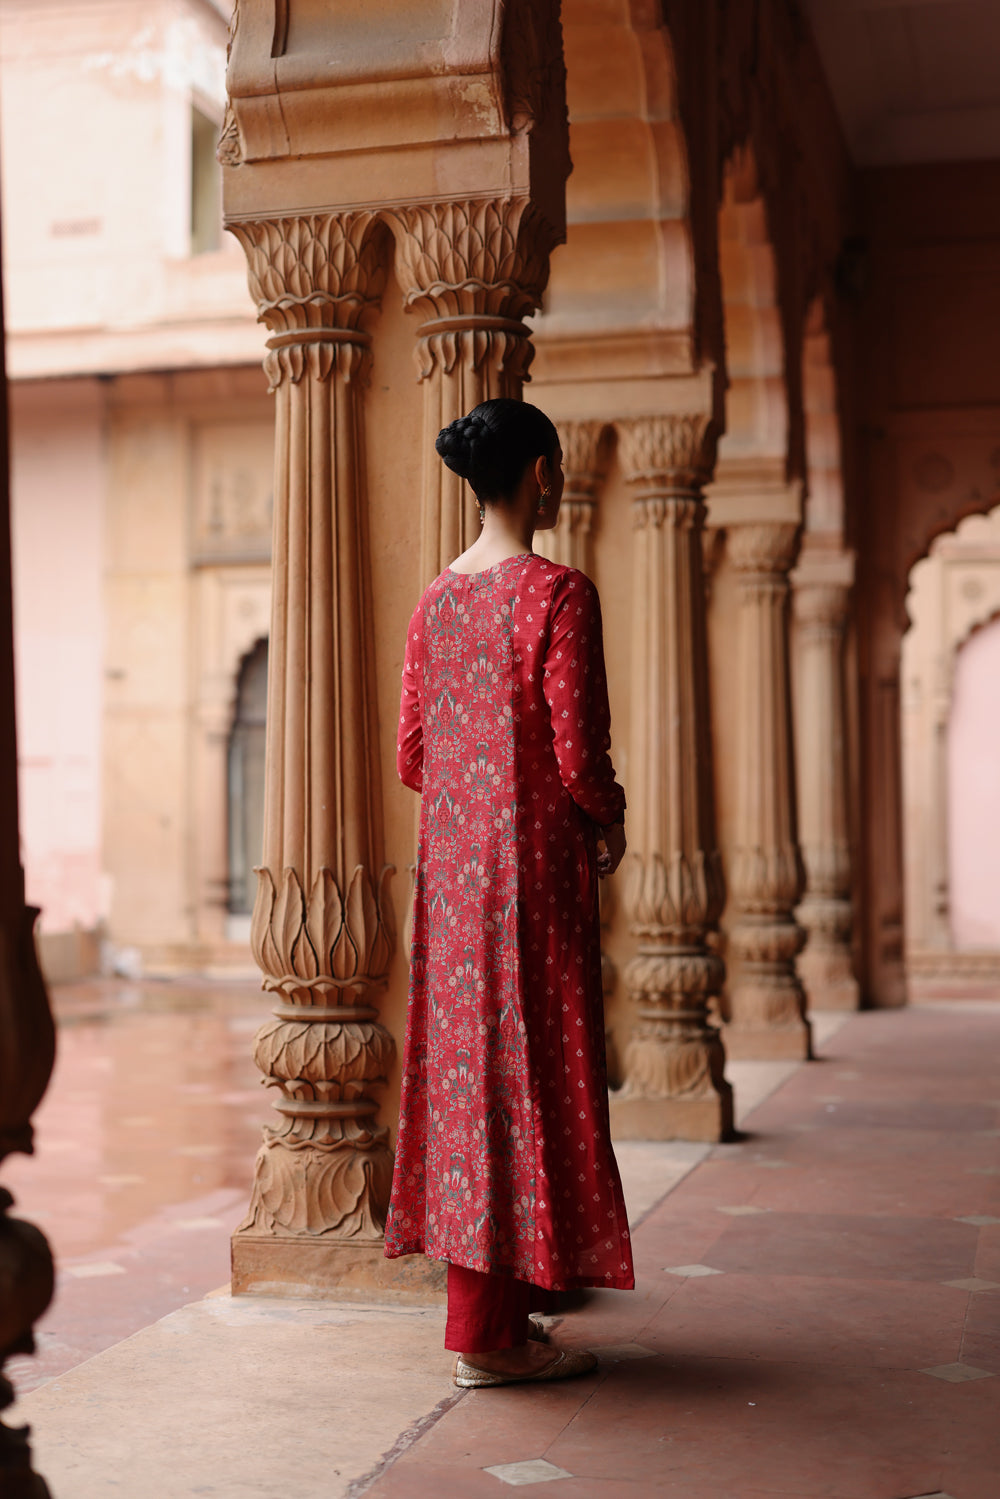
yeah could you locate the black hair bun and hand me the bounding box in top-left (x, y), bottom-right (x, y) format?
top-left (434, 399), bottom-right (558, 503)
top-left (435, 412), bottom-right (494, 481)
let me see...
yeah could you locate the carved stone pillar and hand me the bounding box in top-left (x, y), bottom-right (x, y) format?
top-left (388, 199), bottom-right (557, 580)
top-left (726, 522), bottom-right (811, 1059)
top-left (609, 414), bottom-right (733, 1142)
top-left (793, 566), bottom-right (860, 1009)
top-left (870, 655), bottom-right (908, 1006)
top-left (929, 701), bottom-right (952, 948)
top-left (228, 212), bottom-right (397, 1292)
top-left (534, 420), bottom-right (606, 573)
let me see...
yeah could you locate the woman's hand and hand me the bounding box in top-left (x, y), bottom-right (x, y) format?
top-left (597, 820), bottom-right (626, 879)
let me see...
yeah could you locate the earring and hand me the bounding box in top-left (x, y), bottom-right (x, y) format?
top-left (537, 485), bottom-right (550, 516)
top-left (478, 503), bottom-right (485, 524)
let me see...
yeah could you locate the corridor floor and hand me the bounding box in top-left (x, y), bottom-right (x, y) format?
top-left (354, 1002), bottom-right (1000, 1499)
top-left (11, 1000), bottom-right (1000, 1499)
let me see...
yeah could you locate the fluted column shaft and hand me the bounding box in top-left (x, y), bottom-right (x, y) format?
top-left (229, 214), bottom-right (396, 1280)
top-left (726, 523), bottom-right (811, 1058)
top-left (535, 419), bottom-right (606, 573)
top-left (609, 414), bottom-right (733, 1142)
top-left (389, 199), bottom-right (557, 580)
top-left (793, 577), bottom-right (859, 1008)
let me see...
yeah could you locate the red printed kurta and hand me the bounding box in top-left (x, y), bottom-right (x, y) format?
top-left (384, 554), bottom-right (634, 1291)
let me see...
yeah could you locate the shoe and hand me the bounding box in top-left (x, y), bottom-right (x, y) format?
top-left (453, 1347), bottom-right (598, 1389)
top-left (526, 1316), bottom-right (550, 1344)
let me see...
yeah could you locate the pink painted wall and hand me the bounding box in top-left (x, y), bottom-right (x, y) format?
top-left (10, 379), bottom-right (106, 935)
top-left (948, 615), bottom-right (1000, 948)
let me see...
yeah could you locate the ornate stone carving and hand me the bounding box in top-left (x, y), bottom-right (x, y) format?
top-left (217, 0), bottom-right (242, 167)
top-left (726, 521), bottom-right (811, 1058)
top-left (250, 865), bottom-right (394, 999)
top-left (386, 197), bottom-right (560, 579)
top-left (617, 413), bottom-right (715, 489)
top-left (609, 413), bottom-right (734, 1142)
top-left (229, 213), bottom-right (387, 390)
top-left (501, 0), bottom-right (570, 151)
top-left (793, 571), bottom-right (859, 1009)
top-left (230, 211), bottom-right (397, 1266)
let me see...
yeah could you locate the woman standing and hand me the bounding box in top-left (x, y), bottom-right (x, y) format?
top-left (385, 399), bottom-right (633, 1387)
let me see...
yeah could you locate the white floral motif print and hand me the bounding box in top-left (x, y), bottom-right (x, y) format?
top-left (386, 555), bottom-right (632, 1293)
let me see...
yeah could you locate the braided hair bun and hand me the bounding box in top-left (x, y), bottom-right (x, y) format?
top-left (435, 398), bottom-right (558, 503)
top-left (435, 411), bottom-right (493, 484)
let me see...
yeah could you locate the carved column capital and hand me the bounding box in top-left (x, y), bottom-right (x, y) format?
top-left (559, 419), bottom-right (606, 498)
top-left (391, 196), bottom-right (562, 581)
top-left (794, 579), bottom-right (851, 635)
top-left (386, 197), bottom-right (557, 382)
top-left (728, 521), bottom-right (800, 580)
top-left (616, 413), bottom-right (717, 491)
top-left (229, 212), bottom-right (388, 389)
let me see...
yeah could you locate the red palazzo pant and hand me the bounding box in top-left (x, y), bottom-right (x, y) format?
top-left (445, 1263), bottom-right (559, 1352)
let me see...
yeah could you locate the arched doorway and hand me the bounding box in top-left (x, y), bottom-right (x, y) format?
top-left (950, 615), bottom-right (1000, 949)
top-left (902, 502), bottom-right (1000, 988)
top-left (227, 638), bottom-right (268, 927)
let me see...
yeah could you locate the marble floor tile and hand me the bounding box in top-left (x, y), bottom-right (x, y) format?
top-left (918, 1362), bottom-right (995, 1381)
top-left (662, 1264), bottom-right (723, 1278)
top-left (483, 1459), bottom-right (574, 1486)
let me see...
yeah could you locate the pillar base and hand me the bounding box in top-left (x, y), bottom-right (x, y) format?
top-left (799, 970), bottom-right (860, 1011)
top-left (870, 955), bottom-right (908, 1008)
top-left (231, 1233), bottom-right (446, 1303)
top-left (609, 1083), bottom-right (734, 1143)
top-left (797, 941), bottom-right (860, 1011)
top-left (723, 1018), bottom-right (812, 1061)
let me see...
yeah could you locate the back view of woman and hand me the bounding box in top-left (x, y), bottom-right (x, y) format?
top-left (384, 398), bottom-right (633, 1387)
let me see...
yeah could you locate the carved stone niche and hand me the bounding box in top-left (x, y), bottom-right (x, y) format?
top-left (191, 421), bottom-right (274, 566)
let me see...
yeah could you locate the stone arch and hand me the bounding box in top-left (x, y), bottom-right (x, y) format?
top-left (947, 612), bottom-right (1000, 955)
top-left (895, 457), bottom-right (1000, 616)
top-left (189, 564), bottom-right (272, 951)
top-left (861, 422), bottom-right (1000, 1006)
top-left (227, 637), bottom-right (269, 920)
top-left (902, 500), bottom-right (1000, 974)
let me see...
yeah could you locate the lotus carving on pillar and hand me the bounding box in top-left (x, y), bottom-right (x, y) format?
top-left (250, 864), bottom-right (394, 1000)
top-left (241, 864), bottom-right (397, 1241)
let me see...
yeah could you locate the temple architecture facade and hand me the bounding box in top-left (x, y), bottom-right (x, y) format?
top-left (2, 0), bottom-right (1000, 1314)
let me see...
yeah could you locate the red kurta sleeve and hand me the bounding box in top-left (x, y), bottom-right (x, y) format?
top-left (541, 569), bottom-right (626, 826)
top-left (397, 601), bottom-right (424, 793)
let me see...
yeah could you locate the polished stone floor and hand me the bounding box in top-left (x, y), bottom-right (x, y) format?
top-left (3, 978), bottom-right (820, 1397)
top-left (8, 987), bottom-right (1000, 1498)
top-left (5, 979), bottom-right (265, 1392)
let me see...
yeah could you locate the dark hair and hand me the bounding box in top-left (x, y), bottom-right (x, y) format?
top-left (435, 399), bottom-right (558, 503)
